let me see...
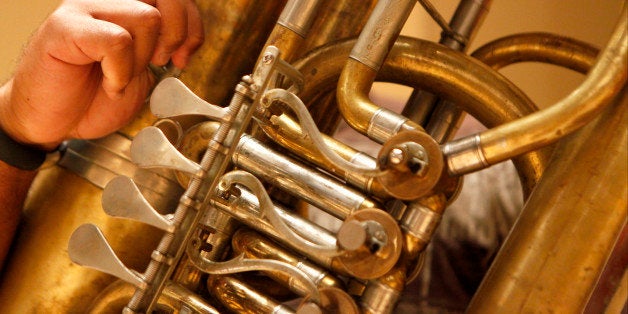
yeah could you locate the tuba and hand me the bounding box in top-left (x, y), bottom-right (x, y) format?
top-left (1, 0), bottom-right (626, 313)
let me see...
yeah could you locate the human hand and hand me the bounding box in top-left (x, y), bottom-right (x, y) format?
top-left (0, 0), bottom-right (204, 151)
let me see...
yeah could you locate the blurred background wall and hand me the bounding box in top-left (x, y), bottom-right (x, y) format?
top-left (0, 1), bottom-right (623, 110)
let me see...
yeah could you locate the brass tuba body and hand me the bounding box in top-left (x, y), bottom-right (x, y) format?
top-left (0, 0), bottom-right (626, 313)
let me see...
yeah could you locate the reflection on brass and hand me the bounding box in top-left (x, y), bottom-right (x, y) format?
top-left (2, 0), bottom-right (626, 313)
top-left (468, 89), bottom-right (628, 313)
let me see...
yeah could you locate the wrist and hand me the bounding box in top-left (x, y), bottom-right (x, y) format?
top-left (0, 82), bottom-right (54, 171)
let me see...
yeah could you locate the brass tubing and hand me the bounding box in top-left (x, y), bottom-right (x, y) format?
top-left (348, 0), bottom-right (415, 72)
top-left (290, 36), bottom-right (546, 193)
top-left (471, 32), bottom-right (599, 73)
top-left (255, 107), bottom-right (387, 198)
top-left (468, 88), bottom-right (628, 312)
top-left (232, 228), bottom-right (345, 296)
top-left (88, 280), bottom-right (220, 313)
top-left (259, 0), bottom-right (322, 64)
top-left (211, 188), bottom-right (344, 273)
top-left (337, 0), bottom-right (418, 143)
top-left (445, 11), bottom-right (627, 175)
top-left (208, 275), bottom-right (295, 314)
top-left (406, 0), bottom-right (492, 139)
top-left (300, 0), bottom-right (377, 135)
top-left (360, 266), bottom-right (406, 314)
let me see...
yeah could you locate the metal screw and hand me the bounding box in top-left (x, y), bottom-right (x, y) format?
top-left (262, 53), bottom-right (275, 64)
top-left (388, 147), bottom-right (406, 165)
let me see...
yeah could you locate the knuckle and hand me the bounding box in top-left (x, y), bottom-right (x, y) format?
top-left (136, 6), bottom-right (162, 29)
top-left (108, 30), bottom-right (133, 51)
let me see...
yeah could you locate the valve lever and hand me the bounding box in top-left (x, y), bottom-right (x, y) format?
top-left (68, 224), bottom-right (147, 289)
top-left (102, 176), bottom-right (175, 233)
top-left (131, 126), bottom-right (203, 175)
top-left (150, 77), bottom-right (227, 121)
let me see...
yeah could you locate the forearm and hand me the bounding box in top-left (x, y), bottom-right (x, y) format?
top-left (0, 81), bottom-right (38, 269)
top-left (0, 161), bottom-right (36, 270)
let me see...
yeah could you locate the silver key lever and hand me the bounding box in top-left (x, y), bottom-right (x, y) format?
top-left (150, 77), bottom-right (228, 121)
top-left (102, 176), bottom-right (175, 233)
top-left (68, 224), bottom-right (147, 290)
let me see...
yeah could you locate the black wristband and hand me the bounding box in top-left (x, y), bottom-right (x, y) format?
top-left (0, 127), bottom-right (46, 171)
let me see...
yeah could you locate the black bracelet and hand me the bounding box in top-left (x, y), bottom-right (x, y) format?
top-left (0, 127), bottom-right (46, 171)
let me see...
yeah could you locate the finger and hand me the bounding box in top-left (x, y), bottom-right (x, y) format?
top-left (85, 0), bottom-right (162, 76)
top-left (150, 0), bottom-right (189, 66)
top-left (70, 71), bottom-right (155, 140)
top-left (60, 16), bottom-right (136, 99)
top-left (170, 0), bottom-right (205, 68)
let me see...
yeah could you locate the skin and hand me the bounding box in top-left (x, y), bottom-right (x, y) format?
top-left (0, 0), bottom-right (204, 269)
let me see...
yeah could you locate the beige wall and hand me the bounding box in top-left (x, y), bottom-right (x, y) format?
top-left (0, 0), bottom-right (60, 83)
top-left (0, 1), bottom-right (623, 106)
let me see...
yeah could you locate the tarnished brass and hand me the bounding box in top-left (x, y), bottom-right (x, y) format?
top-left (468, 88), bottom-right (627, 313)
top-left (232, 228), bottom-right (345, 294)
top-left (337, 209), bottom-right (403, 280)
top-left (2, 0), bottom-right (626, 312)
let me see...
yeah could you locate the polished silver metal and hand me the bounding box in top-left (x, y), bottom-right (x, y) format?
top-left (212, 187), bottom-right (338, 268)
top-left (131, 126), bottom-right (203, 175)
top-left (102, 176), bottom-right (175, 233)
top-left (68, 224), bottom-right (147, 290)
top-left (218, 170), bottom-right (341, 257)
top-left (441, 134), bottom-right (488, 175)
top-left (278, 0), bottom-right (322, 37)
top-left (185, 251), bottom-right (321, 302)
top-left (261, 88), bottom-right (382, 176)
top-left (150, 77), bottom-right (228, 121)
top-left (368, 108), bottom-right (409, 144)
top-left (235, 134), bottom-right (376, 219)
top-left (57, 133), bottom-right (183, 211)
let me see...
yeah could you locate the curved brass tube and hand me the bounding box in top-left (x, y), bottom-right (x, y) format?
top-left (208, 276), bottom-right (295, 314)
top-left (445, 10), bottom-right (627, 175)
top-left (232, 228), bottom-right (345, 296)
top-left (471, 32), bottom-right (599, 73)
top-left (263, 33), bottom-right (604, 197)
top-left (275, 36), bottom-right (544, 194)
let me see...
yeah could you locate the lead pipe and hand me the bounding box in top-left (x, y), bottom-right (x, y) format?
top-left (444, 9), bottom-right (627, 175)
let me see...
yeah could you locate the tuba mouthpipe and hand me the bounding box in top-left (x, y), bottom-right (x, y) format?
top-left (445, 7), bottom-right (627, 175)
